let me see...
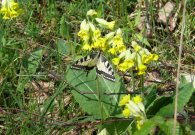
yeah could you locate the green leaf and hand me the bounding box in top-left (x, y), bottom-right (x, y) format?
top-left (133, 116), bottom-right (164, 135)
top-left (161, 119), bottom-right (182, 135)
top-left (156, 82), bottom-right (195, 116)
top-left (102, 119), bottom-right (133, 135)
top-left (133, 34), bottom-right (150, 47)
top-left (16, 49), bottom-right (43, 93)
top-left (60, 15), bottom-right (70, 39)
top-left (65, 67), bottom-right (124, 119)
top-left (146, 96), bottom-right (173, 118)
top-left (144, 85), bottom-right (157, 109)
top-left (57, 38), bottom-right (70, 55)
top-left (192, 93), bottom-right (195, 111)
top-left (134, 10), bottom-right (141, 27)
top-left (180, 73), bottom-right (195, 111)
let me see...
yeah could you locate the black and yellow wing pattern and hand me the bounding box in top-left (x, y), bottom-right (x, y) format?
top-left (71, 51), bottom-right (115, 82)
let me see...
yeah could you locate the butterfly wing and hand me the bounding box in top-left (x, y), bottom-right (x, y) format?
top-left (71, 52), bottom-right (100, 71)
top-left (96, 54), bottom-right (115, 82)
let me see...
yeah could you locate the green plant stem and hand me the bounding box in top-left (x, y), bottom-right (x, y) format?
top-left (173, 0), bottom-right (186, 134)
top-left (130, 69), bottom-right (135, 91)
top-left (96, 77), bottom-right (103, 120)
top-left (141, 75), bottom-right (144, 98)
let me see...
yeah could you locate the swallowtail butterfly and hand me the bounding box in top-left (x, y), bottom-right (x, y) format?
top-left (71, 51), bottom-right (115, 82)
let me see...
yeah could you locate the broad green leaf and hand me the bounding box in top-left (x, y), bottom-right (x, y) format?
top-left (17, 49), bottom-right (43, 93)
top-left (57, 38), bottom-right (70, 55)
top-left (133, 116), bottom-right (164, 135)
top-left (144, 85), bottom-right (157, 109)
top-left (65, 67), bottom-right (124, 119)
top-left (181, 73), bottom-right (195, 111)
top-left (102, 119), bottom-right (132, 135)
top-left (156, 82), bottom-right (194, 116)
top-left (146, 96), bottom-right (173, 118)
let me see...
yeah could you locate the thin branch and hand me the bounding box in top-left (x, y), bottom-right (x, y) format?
top-left (173, 0), bottom-right (186, 135)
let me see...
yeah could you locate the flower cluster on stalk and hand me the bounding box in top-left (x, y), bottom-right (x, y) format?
top-left (112, 41), bottom-right (158, 75)
top-left (119, 94), bottom-right (147, 130)
top-left (77, 9), bottom-right (158, 75)
top-left (77, 9), bottom-right (126, 53)
top-left (0, 0), bottom-right (22, 19)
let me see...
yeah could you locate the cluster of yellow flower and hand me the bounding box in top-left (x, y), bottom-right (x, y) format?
top-left (78, 9), bottom-right (158, 75)
top-left (0, 0), bottom-right (22, 20)
top-left (77, 9), bottom-right (126, 53)
top-left (119, 94), bottom-right (147, 130)
top-left (112, 41), bottom-right (159, 75)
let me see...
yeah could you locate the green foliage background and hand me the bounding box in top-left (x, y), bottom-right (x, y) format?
top-left (0, 0), bottom-right (194, 134)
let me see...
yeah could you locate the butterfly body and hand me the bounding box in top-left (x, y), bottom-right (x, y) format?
top-left (71, 51), bottom-right (115, 82)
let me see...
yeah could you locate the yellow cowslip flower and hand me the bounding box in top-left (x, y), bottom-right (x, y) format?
top-left (92, 37), bottom-right (106, 50)
top-left (108, 47), bottom-right (117, 55)
top-left (86, 9), bottom-right (97, 16)
top-left (106, 21), bottom-right (115, 30)
top-left (77, 20), bottom-right (90, 41)
top-left (132, 41), bottom-right (141, 52)
top-left (82, 43), bottom-right (92, 51)
top-left (119, 94), bottom-right (130, 106)
top-left (138, 70), bottom-right (145, 75)
top-left (122, 106), bottom-right (131, 118)
top-left (111, 35), bottom-right (126, 53)
top-left (141, 54), bottom-right (148, 64)
top-left (136, 118), bottom-right (144, 130)
top-left (118, 62), bottom-right (128, 72)
top-left (152, 54), bottom-right (159, 61)
top-left (127, 100), bottom-right (142, 118)
top-left (113, 35), bottom-right (123, 46)
top-left (112, 57), bottom-right (120, 66)
top-left (120, 94), bottom-right (147, 130)
top-left (137, 64), bottom-right (147, 75)
top-left (125, 59), bottom-right (134, 67)
top-left (117, 44), bottom-right (126, 53)
top-left (77, 29), bottom-right (90, 42)
top-left (0, 0), bottom-right (22, 19)
top-left (92, 29), bottom-right (101, 40)
top-left (136, 54), bottom-right (147, 75)
top-left (132, 95), bottom-right (142, 104)
top-left (95, 18), bottom-right (115, 30)
top-left (118, 59), bottom-right (134, 72)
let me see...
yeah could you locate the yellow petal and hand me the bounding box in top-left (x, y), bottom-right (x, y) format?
top-left (132, 95), bottom-right (142, 104)
top-left (112, 57), bottom-right (120, 65)
top-left (119, 94), bottom-right (130, 106)
top-left (132, 41), bottom-right (141, 52)
top-left (122, 107), bottom-right (131, 118)
top-left (82, 44), bottom-right (92, 51)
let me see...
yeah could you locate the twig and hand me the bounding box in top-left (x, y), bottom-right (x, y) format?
top-left (173, 0), bottom-right (186, 135)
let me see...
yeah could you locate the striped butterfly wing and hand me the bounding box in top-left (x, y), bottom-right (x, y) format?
top-left (71, 52), bottom-right (100, 71)
top-left (96, 54), bottom-right (115, 82)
